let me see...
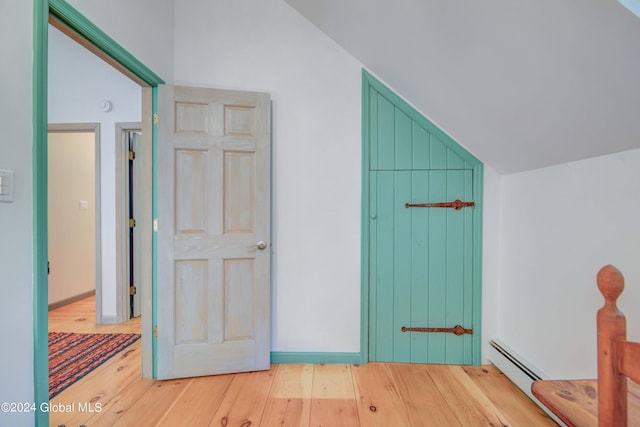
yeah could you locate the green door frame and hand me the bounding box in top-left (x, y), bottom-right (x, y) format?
top-left (360, 70), bottom-right (484, 365)
top-left (33, 1), bottom-right (163, 424)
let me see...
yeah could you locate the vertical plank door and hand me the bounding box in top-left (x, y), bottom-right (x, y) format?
top-left (368, 88), bottom-right (476, 364)
top-left (156, 85), bottom-right (271, 379)
top-left (370, 169), bottom-right (473, 364)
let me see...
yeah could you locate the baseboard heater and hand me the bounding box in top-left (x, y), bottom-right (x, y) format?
top-left (488, 339), bottom-right (565, 426)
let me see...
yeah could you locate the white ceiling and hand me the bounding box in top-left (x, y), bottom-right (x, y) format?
top-left (284, 0), bottom-right (640, 174)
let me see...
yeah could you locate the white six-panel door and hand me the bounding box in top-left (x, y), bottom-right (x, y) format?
top-left (156, 85), bottom-right (271, 379)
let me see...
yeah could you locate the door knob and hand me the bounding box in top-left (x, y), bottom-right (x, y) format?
top-left (256, 241), bottom-right (267, 250)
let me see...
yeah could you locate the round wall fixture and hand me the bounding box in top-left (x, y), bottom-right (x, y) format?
top-left (100, 100), bottom-right (113, 112)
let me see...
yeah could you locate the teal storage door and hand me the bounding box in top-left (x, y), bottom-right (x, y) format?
top-left (370, 170), bottom-right (474, 364)
top-left (366, 80), bottom-right (481, 365)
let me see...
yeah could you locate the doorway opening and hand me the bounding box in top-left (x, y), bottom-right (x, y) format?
top-left (34, 2), bottom-right (163, 424)
top-left (47, 124), bottom-right (100, 315)
top-left (46, 19), bottom-right (143, 408)
top-left (47, 14), bottom-right (147, 328)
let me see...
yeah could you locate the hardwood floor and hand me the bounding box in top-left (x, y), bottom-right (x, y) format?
top-left (49, 297), bottom-right (556, 426)
top-left (48, 295), bottom-right (141, 335)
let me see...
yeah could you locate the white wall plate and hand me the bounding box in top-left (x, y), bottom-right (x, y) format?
top-left (0, 170), bottom-right (14, 202)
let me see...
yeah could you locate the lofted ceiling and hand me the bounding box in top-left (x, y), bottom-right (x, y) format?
top-left (284, 0), bottom-right (640, 174)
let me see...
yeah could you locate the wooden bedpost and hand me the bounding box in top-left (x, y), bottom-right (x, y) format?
top-left (597, 264), bottom-right (627, 427)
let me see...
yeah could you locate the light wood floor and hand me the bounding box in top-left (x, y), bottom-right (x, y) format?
top-left (49, 297), bottom-right (556, 426)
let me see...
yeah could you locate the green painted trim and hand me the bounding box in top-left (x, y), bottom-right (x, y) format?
top-left (152, 86), bottom-right (159, 379)
top-left (270, 352), bottom-right (362, 365)
top-left (471, 163), bottom-right (483, 365)
top-left (48, 0), bottom-right (164, 86)
top-left (360, 71), bottom-right (371, 365)
top-left (33, 2), bottom-right (50, 425)
top-left (361, 69), bottom-right (483, 365)
top-left (34, 0), bottom-right (165, 412)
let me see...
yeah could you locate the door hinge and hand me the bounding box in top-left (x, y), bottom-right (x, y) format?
top-left (405, 199), bottom-right (475, 210)
top-left (128, 150), bottom-right (136, 160)
top-left (153, 219), bottom-right (158, 232)
top-left (129, 286), bottom-right (137, 296)
top-left (153, 112), bottom-right (159, 125)
top-left (401, 325), bottom-right (473, 336)
top-left (154, 325), bottom-right (158, 338)
top-left (129, 218), bottom-right (136, 228)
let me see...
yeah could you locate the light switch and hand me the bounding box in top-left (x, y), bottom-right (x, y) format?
top-left (79, 200), bottom-right (89, 210)
top-left (0, 170), bottom-right (14, 202)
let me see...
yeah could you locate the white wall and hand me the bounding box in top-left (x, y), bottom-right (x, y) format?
top-left (48, 132), bottom-right (96, 305)
top-left (48, 25), bottom-right (141, 318)
top-left (498, 148), bottom-right (640, 379)
top-left (0, 7), bottom-right (501, 423)
top-left (481, 165), bottom-right (501, 363)
top-left (65, 0), bottom-right (175, 84)
top-left (0, 3), bottom-right (35, 426)
top-left (174, 0), bottom-right (501, 357)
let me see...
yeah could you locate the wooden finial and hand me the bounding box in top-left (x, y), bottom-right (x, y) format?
top-left (597, 264), bottom-right (627, 427)
top-left (597, 264), bottom-right (624, 305)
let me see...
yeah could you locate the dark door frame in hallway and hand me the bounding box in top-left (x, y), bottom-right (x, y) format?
top-left (116, 123), bottom-right (143, 322)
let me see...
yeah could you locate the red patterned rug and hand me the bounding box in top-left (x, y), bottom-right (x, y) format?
top-left (49, 332), bottom-right (141, 398)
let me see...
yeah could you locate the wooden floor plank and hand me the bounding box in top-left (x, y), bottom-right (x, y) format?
top-left (157, 373), bottom-right (234, 426)
top-left (465, 365), bottom-right (557, 427)
top-left (351, 363), bottom-right (411, 426)
top-left (261, 363), bottom-right (314, 426)
top-left (49, 340), bottom-right (142, 427)
top-left (80, 376), bottom-right (156, 427)
top-left (427, 365), bottom-right (512, 426)
top-left (48, 297), bottom-right (556, 426)
top-left (309, 364), bottom-right (360, 427)
top-left (48, 295), bottom-right (141, 334)
top-left (106, 378), bottom-right (192, 427)
top-left (389, 363), bottom-right (462, 426)
top-left (208, 367), bottom-right (277, 427)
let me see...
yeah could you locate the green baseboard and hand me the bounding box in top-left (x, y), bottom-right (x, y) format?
top-left (270, 352), bottom-right (362, 364)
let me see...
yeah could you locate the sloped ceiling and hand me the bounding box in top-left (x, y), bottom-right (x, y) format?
top-left (284, 0), bottom-right (640, 174)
